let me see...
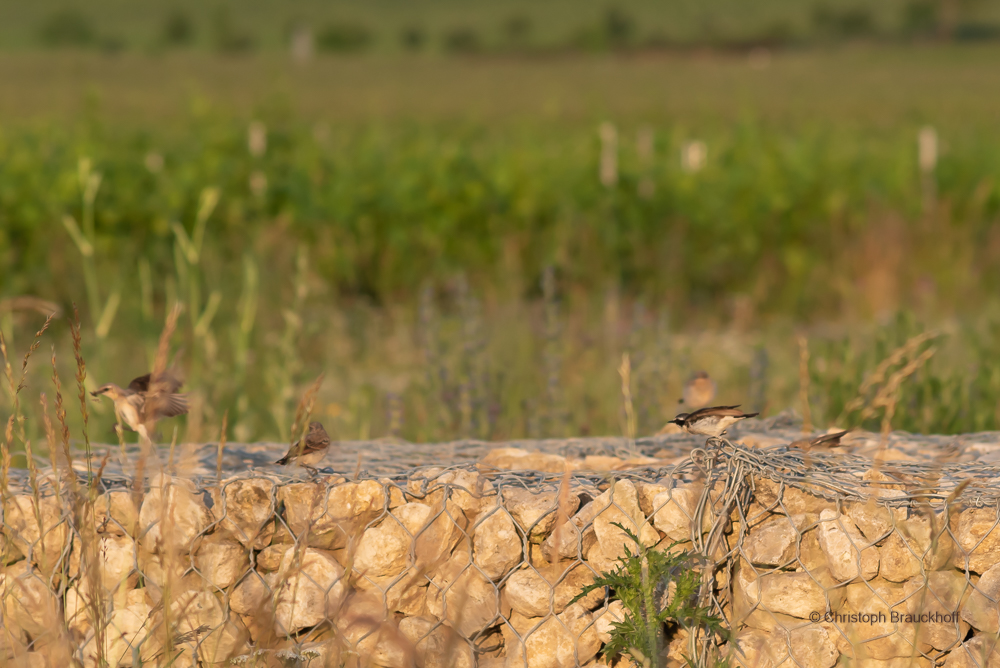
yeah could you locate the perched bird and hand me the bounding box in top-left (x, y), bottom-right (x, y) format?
top-left (276, 421), bottom-right (331, 472)
top-left (789, 429), bottom-right (852, 452)
top-left (91, 371), bottom-right (188, 443)
top-left (668, 405), bottom-right (759, 437)
top-left (681, 370), bottom-right (717, 410)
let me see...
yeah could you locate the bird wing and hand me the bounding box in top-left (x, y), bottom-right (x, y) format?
top-left (686, 405), bottom-right (744, 420)
top-left (128, 374), bottom-right (151, 393)
top-left (302, 428), bottom-right (331, 454)
top-left (810, 429), bottom-right (851, 447)
top-left (142, 369), bottom-right (189, 421)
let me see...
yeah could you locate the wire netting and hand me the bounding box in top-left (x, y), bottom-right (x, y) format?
top-left (2, 423), bottom-right (999, 667)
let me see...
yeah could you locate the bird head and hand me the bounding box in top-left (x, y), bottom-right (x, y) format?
top-left (669, 413), bottom-right (689, 425)
top-left (308, 421), bottom-right (326, 432)
top-left (91, 383), bottom-right (122, 399)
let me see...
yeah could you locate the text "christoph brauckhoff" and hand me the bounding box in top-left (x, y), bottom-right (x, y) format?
top-left (808, 611), bottom-right (960, 624)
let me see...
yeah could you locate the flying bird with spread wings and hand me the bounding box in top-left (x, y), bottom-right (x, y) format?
top-left (91, 370), bottom-right (188, 443)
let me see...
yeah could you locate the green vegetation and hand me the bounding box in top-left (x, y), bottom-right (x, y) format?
top-left (2, 0), bottom-right (1000, 53)
top-left (573, 522), bottom-right (729, 667)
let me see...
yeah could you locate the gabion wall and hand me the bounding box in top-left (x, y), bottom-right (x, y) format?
top-left (1, 433), bottom-right (999, 668)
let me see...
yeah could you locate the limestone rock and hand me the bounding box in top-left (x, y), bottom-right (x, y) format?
top-left (273, 546), bottom-right (348, 634)
top-left (962, 560), bottom-right (1000, 633)
top-left (817, 509), bottom-right (879, 582)
top-left (840, 580), bottom-right (913, 660)
top-left (194, 533), bottom-right (248, 589)
top-left (138, 474), bottom-right (212, 554)
top-left (434, 469), bottom-right (494, 519)
top-left (98, 534), bottom-right (138, 604)
top-left (770, 625), bottom-right (840, 668)
top-left (474, 503), bottom-right (523, 580)
top-left (277, 480), bottom-right (386, 549)
top-left (943, 634), bottom-right (1000, 668)
top-left (82, 597), bottom-right (153, 668)
top-left (504, 562), bottom-right (603, 617)
top-left (503, 603), bottom-right (601, 668)
top-left (256, 544), bottom-right (285, 571)
top-left (881, 514), bottom-right (954, 582)
top-left (846, 495), bottom-right (906, 542)
top-left (593, 601), bottom-right (625, 644)
top-left (752, 477), bottom-right (827, 515)
top-left (355, 503), bottom-right (432, 579)
top-left (230, 570), bottom-right (277, 616)
top-left (737, 565), bottom-right (836, 620)
top-left (651, 487), bottom-right (700, 543)
top-left (4, 494), bottom-right (69, 574)
top-left (413, 501), bottom-right (468, 569)
top-left (634, 481), bottom-right (669, 518)
top-left (592, 480), bottom-right (659, 560)
top-left (426, 550), bottom-right (500, 637)
top-left (95, 491), bottom-right (139, 536)
top-left (502, 487), bottom-right (580, 543)
top-left (954, 508), bottom-right (1000, 573)
top-left (541, 501), bottom-right (599, 561)
top-left (0, 560), bottom-right (60, 638)
top-left (901, 571), bottom-right (968, 651)
top-left (399, 617), bottom-right (475, 668)
top-left (743, 514), bottom-right (806, 567)
top-left (211, 477), bottom-right (276, 549)
top-left (482, 448), bottom-right (569, 473)
top-left (727, 628), bottom-right (776, 668)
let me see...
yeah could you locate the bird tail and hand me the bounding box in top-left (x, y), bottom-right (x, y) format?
top-left (744, 412), bottom-right (760, 418)
top-left (275, 456), bottom-right (290, 465)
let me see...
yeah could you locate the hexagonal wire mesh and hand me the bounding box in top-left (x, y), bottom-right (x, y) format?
top-left (1, 434), bottom-right (999, 667)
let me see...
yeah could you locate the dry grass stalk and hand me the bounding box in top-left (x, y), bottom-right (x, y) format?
top-left (216, 410), bottom-right (229, 484)
top-left (797, 336), bottom-right (813, 433)
top-left (619, 353), bottom-right (636, 446)
top-left (289, 372), bottom-right (325, 451)
top-left (70, 305), bottom-right (95, 480)
top-left (840, 330), bottom-right (940, 420)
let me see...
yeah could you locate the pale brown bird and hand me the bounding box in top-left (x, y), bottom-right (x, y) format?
top-left (789, 429), bottom-right (852, 452)
top-left (276, 421), bottom-right (331, 472)
top-left (668, 405), bottom-right (759, 437)
top-left (681, 370), bottom-right (716, 410)
top-left (91, 371), bottom-right (188, 443)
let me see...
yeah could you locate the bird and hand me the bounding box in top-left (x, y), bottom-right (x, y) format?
top-left (91, 370), bottom-right (188, 443)
top-left (681, 370), bottom-right (717, 409)
top-left (276, 421), bottom-right (331, 473)
top-left (789, 429), bottom-right (852, 451)
top-left (667, 405), bottom-right (759, 437)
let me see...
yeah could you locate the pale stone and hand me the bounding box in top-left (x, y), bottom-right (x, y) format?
top-left (943, 635), bottom-right (1000, 668)
top-left (355, 503), bottom-right (432, 579)
top-left (474, 502), bottom-right (523, 580)
top-left (901, 571), bottom-right (968, 651)
top-left (593, 601), bottom-right (625, 644)
top-left (840, 580), bottom-right (913, 660)
top-left (651, 487), bottom-right (700, 543)
top-left (504, 562), bottom-right (603, 617)
top-left (482, 448), bottom-right (569, 473)
top-left (99, 534), bottom-right (138, 604)
top-left (94, 491), bottom-right (139, 537)
top-left (194, 533), bottom-right (248, 589)
top-left (847, 495), bottom-right (907, 542)
top-left (211, 477), bottom-right (276, 549)
top-left (634, 481), bottom-right (669, 518)
top-left (502, 487), bottom-right (580, 543)
top-left (0, 560), bottom-right (60, 638)
top-left (743, 514), bottom-right (804, 567)
top-left (503, 603), bottom-right (601, 668)
top-left (277, 480), bottom-right (386, 549)
top-left (541, 501), bottom-right (599, 562)
top-left (230, 570), bottom-right (277, 616)
top-left (954, 508), bottom-right (1000, 573)
top-left (962, 560), bottom-right (1000, 633)
top-left (354, 569), bottom-right (429, 616)
top-left (399, 617), bottom-right (475, 668)
top-left (82, 598), bottom-right (153, 668)
top-left (736, 565), bottom-right (837, 620)
top-left (769, 625), bottom-right (840, 668)
top-left (592, 480), bottom-right (659, 560)
top-left (434, 469), bottom-right (494, 519)
top-left (753, 477), bottom-right (827, 515)
top-left (272, 546), bottom-right (348, 634)
top-left (426, 550), bottom-right (500, 637)
top-left (136, 550), bottom-right (197, 600)
top-left (575, 455), bottom-right (624, 471)
top-left (4, 494), bottom-right (69, 574)
top-left (413, 501), bottom-right (468, 569)
top-left (256, 544), bottom-right (285, 571)
top-left (817, 509), bottom-right (879, 582)
top-left (728, 628), bottom-right (776, 668)
top-left (138, 474), bottom-right (212, 554)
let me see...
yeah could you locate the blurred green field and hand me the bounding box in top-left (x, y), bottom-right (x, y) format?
top-left (3, 0), bottom-right (998, 53)
top-left (3, 46), bottom-right (1000, 450)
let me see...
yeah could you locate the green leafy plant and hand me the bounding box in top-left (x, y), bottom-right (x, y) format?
top-left (573, 522), bottom-right (730, 668)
